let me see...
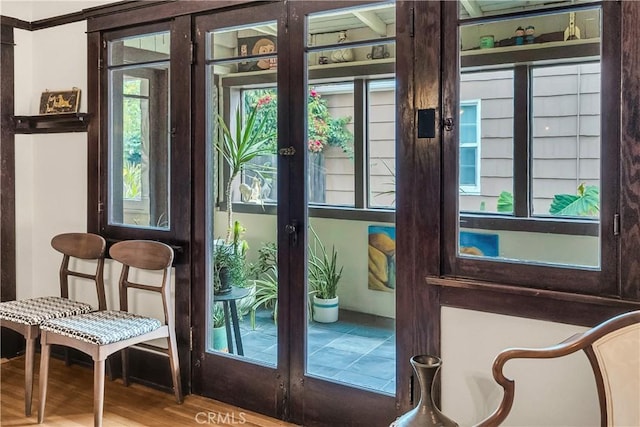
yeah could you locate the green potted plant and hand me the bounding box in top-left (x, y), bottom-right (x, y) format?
top-left (251, 265), bottom-right (279, 327)
top-left (216, 103), bottom-right (274, 243)
top-left (213, 223), bottom-right (247, 295)
top-left (210, 302), bottom-right (228, 352)
top-left (308, 227), bottom-right (343, 323)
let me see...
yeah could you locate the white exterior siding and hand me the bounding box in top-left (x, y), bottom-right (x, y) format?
top-left (459, 63), bottom-right (601, 214)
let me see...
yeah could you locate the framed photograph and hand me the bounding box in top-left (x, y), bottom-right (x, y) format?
top-left (367, 44), bottom-right (389, 60)
top-left (39, 88), bottom-right (81, 114)
top-left (237, 35), bottom-right (277, 72)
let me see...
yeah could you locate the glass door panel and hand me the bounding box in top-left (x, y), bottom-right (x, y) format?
top-left (195, 3), bottom-right (398, 423)
top-left (193, 3), bottom-right (286, 417)
top-left (305, 2), bottom-right (397, 396)
top-left (206, 29), bottom-right (279, 363)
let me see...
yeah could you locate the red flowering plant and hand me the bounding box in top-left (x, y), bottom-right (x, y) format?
top-left (244, 87), bottom-right (353, 155)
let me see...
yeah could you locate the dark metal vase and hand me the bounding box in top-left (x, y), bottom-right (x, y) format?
top-left (392, 355), bottom-right (458, 427)
top-left (215, 267), bottom-right (232, 295)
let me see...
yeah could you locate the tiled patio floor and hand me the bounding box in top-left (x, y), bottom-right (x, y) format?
top-left (235, 308), bottom-right (396, 395)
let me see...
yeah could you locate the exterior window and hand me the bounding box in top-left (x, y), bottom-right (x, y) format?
top-left (459, 70), bottom-right (514, 214)
top-left (459, 101), bottom-right (480, 194)
top-left (226, 78), bottom-right (396, 213)
top-left (122, 76), bottom-right (148, 202)
top-left (368, 79), bottom-right (396, 209)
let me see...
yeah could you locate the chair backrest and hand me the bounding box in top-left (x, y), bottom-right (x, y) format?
top-left (50, 232), bottom-right (106, 310)
top-left (588, 313), bottom-right (640, 426)
top-left (476, 310), bottom-right (640, 427)
top-left (108, 240), bottom-right (174, 327)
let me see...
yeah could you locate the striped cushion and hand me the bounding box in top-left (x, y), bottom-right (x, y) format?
top-left (0, 296), bottom-right (93, 326)
top-left (40, 310), bottom-right (162, 345)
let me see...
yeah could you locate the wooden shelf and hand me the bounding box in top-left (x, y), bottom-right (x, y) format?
top-left (220, 57), bottom-right (395, 87)
top-left (461, 38), bottom-right (600, 68)
top-left (12, 113), bottom-right (89, 134)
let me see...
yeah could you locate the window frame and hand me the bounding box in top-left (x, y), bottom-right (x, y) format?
top-left (88, 20), bottom-right (192, 248)
top-left (219, 75), bottom-right (397, 222)
top-left (458, 99), bottom-right (481, 194)
top-left (441, 1), bottom-right (620, 296)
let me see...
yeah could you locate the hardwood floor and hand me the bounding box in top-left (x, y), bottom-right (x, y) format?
top-left (1, 356), bottom-right (297, 426)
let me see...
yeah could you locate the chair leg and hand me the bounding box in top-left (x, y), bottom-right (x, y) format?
top-left (24, 337), bottom-right (36, 416)
top-left (167, 334), bottom-right (183, 404)
top-left (106, 356), bottom-right (114, 382)
top-left (121, 348), bottom-right (129, 386)
top-left (37, 342), bottom-right (51, 424)
top-left (93, 359), bottom-right (106, 427)
top-left (64, 347), bottom-right (71, 366)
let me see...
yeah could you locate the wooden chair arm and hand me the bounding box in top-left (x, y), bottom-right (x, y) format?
top-left (475, 332), bottom-right (592, 427)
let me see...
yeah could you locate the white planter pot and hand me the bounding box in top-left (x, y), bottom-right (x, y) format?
top-left (312, 295), bottom-right (339, 323)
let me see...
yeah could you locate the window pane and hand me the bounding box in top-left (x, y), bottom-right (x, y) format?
top-left (457, 7), bottom-right (601, 269)
top-left (460, 147), bottom-right (477, 186)
top-left (108, 63), bottom-right (170, 230)
top-left (207, 23), bottom-right (277, 66)
top-left (207, 21), bottom-right (279, 365)
top-left (241, 88), bottom-right (278, 204)
top-left (531, 63), bottom-right (600, 218)
top-left (369, 79), bottom-right (396, 209)
top-left (108, 32), bottom-right (170, 66)
top-left (306, 3), bottom-right (396, 396)
top-left (459, 70), bottom-right (514, 210)
top-left (308, 83), bottom-right (355, 206)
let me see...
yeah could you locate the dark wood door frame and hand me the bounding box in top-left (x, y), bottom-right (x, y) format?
top-left (0, 22), bottom-right (21, 358)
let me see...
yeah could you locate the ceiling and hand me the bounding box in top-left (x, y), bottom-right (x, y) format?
top-left (307, 3), bottom-right (395, 37)
top-left (459, 0), bottom-right (598, 19)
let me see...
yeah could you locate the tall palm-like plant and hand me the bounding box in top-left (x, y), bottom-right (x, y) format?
top-left (217, 104), bottom-right (274, 242)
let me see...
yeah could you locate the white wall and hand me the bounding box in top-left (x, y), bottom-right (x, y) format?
top-left (14, 28), bottom-right (35, 300)
top-left (441, 308), bottom-right (598, 426)
top-left (214, 211), bottom-right (396, 319)
top-left (14, 21), bottom-right (92, 302)
top-left (461, 227), bottom-right (599, 267)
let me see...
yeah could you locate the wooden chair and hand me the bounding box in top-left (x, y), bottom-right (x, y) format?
top-left (0, 232), bottom-right (106, 416)
top-left (476, 310), bottom-right (640, 427)
top-left (37, 240), bottom-right (183, 427)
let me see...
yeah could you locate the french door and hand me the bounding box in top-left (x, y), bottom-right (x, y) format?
top-left (193, 2), bottom-right (398, 424)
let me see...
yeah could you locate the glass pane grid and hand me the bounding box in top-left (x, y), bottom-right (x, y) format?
top-left (457, 7), bottom-right (601, 268)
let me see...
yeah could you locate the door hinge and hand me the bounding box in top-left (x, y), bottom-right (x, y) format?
top-left (189, 41), bottom-right (195, 65)
top-left (614, 213), bottom-right (620, 236)
top-left (98, 57), bottom-right (104, 70)
top-left (189, 327), bottom-right (193, 351)
top-left (97, 202), bottom-right (104, 213)
top-left (409, 7), bottom-right (415, 38)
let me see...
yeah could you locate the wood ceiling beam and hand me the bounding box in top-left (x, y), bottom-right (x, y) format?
top-left (460, 0), bottom-right (483, 18)
top-left (352, 10), bottom-right (387, 37)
